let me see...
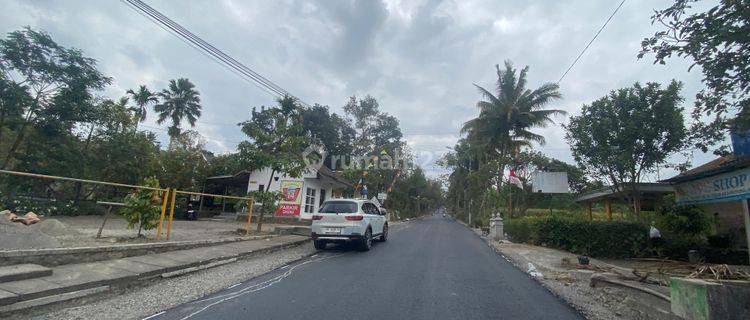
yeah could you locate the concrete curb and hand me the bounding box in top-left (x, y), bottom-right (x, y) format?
top-left (0, 235), bottom-right (275, 267)
top-left (0, 236), bottom-right (310, 315)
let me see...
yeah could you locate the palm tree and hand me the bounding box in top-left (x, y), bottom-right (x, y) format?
top-left (462, 61), bottom-right (564, 187)
top-left (154, 78), bottom-right (202, 143)
top-left (126, 85), bottom-right (158, 129)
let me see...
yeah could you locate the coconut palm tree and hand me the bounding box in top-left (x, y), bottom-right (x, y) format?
top-left (462, 61), bottom-right (565, 185)
top-left (126, 85), bottom-right (158, 129)
top-left (154, 78), bottom-right (202, 143)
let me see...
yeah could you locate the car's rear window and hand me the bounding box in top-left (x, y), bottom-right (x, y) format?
top-left (319, 201), bottom-right (358, 213)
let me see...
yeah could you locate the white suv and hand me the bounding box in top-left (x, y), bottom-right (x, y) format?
top-left (310, 199), bottom-right (388, 251)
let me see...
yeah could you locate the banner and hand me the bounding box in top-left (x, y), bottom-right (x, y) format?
top-left (674, 167), bottom-right (750, 205)
top-left (276, 180), bottom-right (303, 216)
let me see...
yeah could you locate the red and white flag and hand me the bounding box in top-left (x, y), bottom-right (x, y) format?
top-left (508, 169), bottom-right (523, 189)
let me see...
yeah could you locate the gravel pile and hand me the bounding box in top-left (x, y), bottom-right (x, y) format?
top-left (18, 244), bottom-right (316, 320)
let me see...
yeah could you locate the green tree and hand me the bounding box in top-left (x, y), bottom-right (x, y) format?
top-left (119, 177), bottom-right (163, 237)
top-left (565, 81), bottom-right (687, 217)
top-left (300, 104), bottom-right (356, 164)
top-left (126, 85), bottom-right (158, 129)
top-left (461, 61), bottom-right (564, 190)
top-left (239, 96), bottom-right (311, 231)
top-left (639, 0), bottom-right (750, 152)
top-left (154, 78), bottom-right (201, 141)
top-left (0, 27), bottom-right (110, 169)
top-left (341, 96), bottom-right (405, 197)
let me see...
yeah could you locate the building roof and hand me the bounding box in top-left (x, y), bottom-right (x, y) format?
top-left (575, 183), bottom-right (674, 203)
top-left (205, 170), bottom-right (253, 187)
top-left (316, 165), bottom-right (354, 188)
top-left (662, 155), bottom-right (750, 184)
top-left (206, 166), bottom-right (353, 189)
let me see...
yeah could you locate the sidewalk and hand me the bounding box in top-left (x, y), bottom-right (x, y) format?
top-left (0, 235), bottom-right (309, 314)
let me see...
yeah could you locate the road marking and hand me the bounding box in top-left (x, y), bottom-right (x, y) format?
top-left (180, 253), bottom-right (343, 320)
top-left (142, 311), bottom-right (165, 320)
top-left (227, 283), bottom-right (241, 289)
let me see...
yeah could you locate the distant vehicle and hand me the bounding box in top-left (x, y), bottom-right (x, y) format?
top-left (311, 199), bottom-right (387, 251)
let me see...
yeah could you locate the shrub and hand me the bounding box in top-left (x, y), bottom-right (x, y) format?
top-left (118, 177), bottom-right (162, 237)
top-left (652, 195), bottom-right (711, 259)
top-left (505, 216), bottom-right (650, 258)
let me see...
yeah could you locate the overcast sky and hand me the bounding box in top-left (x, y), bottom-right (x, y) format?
top-left (1, 0), bottom-right (716, 180)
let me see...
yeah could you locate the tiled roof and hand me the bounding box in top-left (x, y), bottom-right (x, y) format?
top-left (662, 155), bottom-right (750, 183)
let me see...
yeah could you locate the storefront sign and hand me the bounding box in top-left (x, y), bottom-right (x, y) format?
top-left (674, 167), bottom-right (750, 205)
top-left (276, 180), bottom-right (303, 216)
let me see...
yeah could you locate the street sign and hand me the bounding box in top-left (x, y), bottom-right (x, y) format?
top-left (377, 192), bottom-right (387, 201)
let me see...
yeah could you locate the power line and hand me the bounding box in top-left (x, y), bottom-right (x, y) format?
top-left (121, 0), bottom-right (311, 107)
top-left (557, 0), bottom-right (626, 84)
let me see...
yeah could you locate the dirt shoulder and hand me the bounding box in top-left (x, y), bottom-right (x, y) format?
top-left (470, 226), bottom-right (680, 320)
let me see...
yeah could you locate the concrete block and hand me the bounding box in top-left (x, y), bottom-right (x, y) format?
top-left (0, 289), bottom-right (18, 306)
top-left (97, 259), bottom-right (163, 277)
top-left (670, 277), bottom-right (750, 320)
top-left (43, 263), bottom-right (138, 288)
top-left (0, 279), bottom-right (62, 301)
top-left (0, 264), bottom-right (52, 283)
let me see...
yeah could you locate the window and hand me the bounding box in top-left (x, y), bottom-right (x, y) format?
top-left (258, 184), bottom-right (264, 191)
top-left (304, 188), bottom-right (316, 213)
top-left (319, 201), bottom-right (357, 213)
top-left (362, 203), bottom-right (379, 215)
top-left (319, 189), bottom-right (326, 206)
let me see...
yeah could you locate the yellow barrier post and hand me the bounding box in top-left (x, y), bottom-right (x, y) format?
top-left (156, 188), bottom-right (170, 240)
top-left (166, 189), bottom-right (177, 241)
top-left (244, 198), bottom-right (254, 235)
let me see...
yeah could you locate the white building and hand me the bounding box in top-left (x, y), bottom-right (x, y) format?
top-left (240, 165), bottom-right (352, 220)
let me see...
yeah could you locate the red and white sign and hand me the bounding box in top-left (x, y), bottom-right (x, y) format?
top-left (276, 180), bottom-right (304, 216)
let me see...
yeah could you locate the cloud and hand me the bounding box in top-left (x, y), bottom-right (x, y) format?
top-left (0, 0), bottom-right (713, 179)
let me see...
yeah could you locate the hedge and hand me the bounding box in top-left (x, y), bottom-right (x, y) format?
top-left (505, 216), bottom-right (650, 258)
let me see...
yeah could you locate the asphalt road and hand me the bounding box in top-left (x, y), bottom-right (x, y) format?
top-left (152, 215), bottom-right (583, 320)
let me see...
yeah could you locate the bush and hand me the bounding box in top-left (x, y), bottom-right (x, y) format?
top-left (651, 195), bottom-right (711, 259)
top-left (118, 177), bottom-right (163, 236)
top-left (505, 216), bottom-right (650, 258)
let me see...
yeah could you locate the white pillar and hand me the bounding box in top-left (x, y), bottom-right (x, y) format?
top-left (742, 199), bottom-right (750, 265)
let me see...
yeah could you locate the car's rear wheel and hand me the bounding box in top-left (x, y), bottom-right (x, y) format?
top-left (313, 240), bottom-right (327, 250)
top-left (376, 224), bottom-right (388, 242)
top-left (358, 228), bottom-right (372, 251)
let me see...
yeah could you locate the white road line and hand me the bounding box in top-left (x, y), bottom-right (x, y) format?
top-left (227, 283), bottom-right (241, 289)
top-left (180, 253), bottom-right (343, 320)
top-left (142, 310), bottom-right (165, 320)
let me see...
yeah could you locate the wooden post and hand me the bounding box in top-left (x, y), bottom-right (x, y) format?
top-left (605, 199), bottom-right (612, 221)
top-left (156, 189), bottom-right (169, 240)
top-left (587, 202), bottom-right (593, 220)
top-left (165, 189), bottom-right (177, 241)
top-left (244, 198), bottom-right (254, 235)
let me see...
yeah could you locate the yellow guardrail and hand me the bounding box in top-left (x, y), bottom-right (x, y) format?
top-left (0, 169), bottom-right (255, 241)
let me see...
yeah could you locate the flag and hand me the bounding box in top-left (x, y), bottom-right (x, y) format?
top-left (508, 169), bottom-right (523, 189)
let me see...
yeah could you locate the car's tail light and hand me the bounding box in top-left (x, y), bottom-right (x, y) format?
top-left (312, 215), bottom-right (323, 220)
top-left (345, 215), bottom-right (363, 221)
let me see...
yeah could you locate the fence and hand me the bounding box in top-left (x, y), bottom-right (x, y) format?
top-left (0, 169), bottom-right (254, 241)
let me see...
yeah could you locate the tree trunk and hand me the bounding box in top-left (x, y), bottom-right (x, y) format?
top-left (1, 118), bottom-right (30, 169)
top-left (0, 107), bottom-right (6, 147)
